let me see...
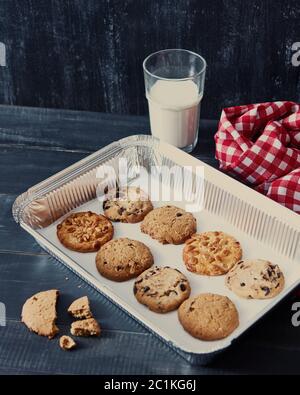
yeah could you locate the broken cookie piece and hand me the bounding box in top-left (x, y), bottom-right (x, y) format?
top-left (68, 296), bottom-right (93, 319)
top-left (59, 335), bottom-right (77, 350)
top-left (21, 289), bottom-right (59, 339)
top-left (70, 318), bottom-right (101, 337)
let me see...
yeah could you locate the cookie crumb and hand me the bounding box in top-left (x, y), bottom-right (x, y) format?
top-left (71, 318), bottom-right (101, 337)
top-left (59, 335), bottom-right (76, 351)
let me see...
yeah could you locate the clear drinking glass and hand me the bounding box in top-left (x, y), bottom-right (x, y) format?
top-left (143, 49), bottom-right (206, 153)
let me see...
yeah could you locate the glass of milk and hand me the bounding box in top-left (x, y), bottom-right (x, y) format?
top-left (143, 49), bottom-right (206, 153)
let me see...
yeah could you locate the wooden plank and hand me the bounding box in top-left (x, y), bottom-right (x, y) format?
top-left (0, 146), bottom-right (86, 194)
top-left (0, 105), bottom-right (218, 151)
top-left (0, 320), bottom-right (184, 375)
top-left (0, 106), bottom-right (151, 151)
top-left (1, 316), bottom-right (300, 374)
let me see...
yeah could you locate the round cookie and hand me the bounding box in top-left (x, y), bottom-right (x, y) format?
top-left (134, 266), bottom-right (191, 313)
top-left (183, 231), bottom-right (242, 276)
top-left (225, 259), bottom-right (285, 299)
top-left (96, 238), bottom-right (154, 281)
top-left (141, 205), bottom-right (197, 245)
top-left (178, 293), bottom-right (239, 341)
top-left (57, 211), bottom-right (113, 252)
top-left (103, 186), bottom-right (153, 223)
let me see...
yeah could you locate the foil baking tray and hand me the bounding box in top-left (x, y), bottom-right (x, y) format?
top-left (13, 135), bottom-right (300, 365)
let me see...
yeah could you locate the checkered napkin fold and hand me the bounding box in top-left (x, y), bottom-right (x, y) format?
top-left (214, 101), bottom-right (300, 213)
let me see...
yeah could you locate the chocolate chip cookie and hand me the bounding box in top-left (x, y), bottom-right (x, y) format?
top-left (225, 259), bottom-right (285, 299)
top-left (134, 266), bottom-right (191, 313)
top-left (183, 231), bottom-right (242, 276)
top-left (96, 238), bottom-right (154, 281)
top-left (57, 211), bottom-right (114, 252)
top-left (103, 186), bottom-right (153, 223)
top-left (178, 293), bottom-right (239, 341)
top-left (21, 290), bottom-right (59, 339)
top-left (141, 205), bottom-right (197, 244)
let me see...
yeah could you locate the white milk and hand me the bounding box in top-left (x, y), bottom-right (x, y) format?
top-left (147, 80), bottom-right (202, 149)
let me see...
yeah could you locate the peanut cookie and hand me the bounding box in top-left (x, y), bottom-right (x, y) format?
top-left (68, 296), bottom-right (93, 319)
top-left (225, 259), bottom-right (285, 299)
top-left (103, 186), bottom-right (153, 223)
top-left (59, 335), bottom-right (77, 350)
top-left (134, 266), bottom-right (191, 313)
top-left (141, 205), bottom-right (196, 245)
top-left (96, 238), bottom-right (154, 281)
top-left (178, 293), bottom-right (239, 341)
top-left (21, 290), bottom-right (59, 339)
top-left (57, 211), bottom-right (113, 252)
top-left (183, 231), bottom-right (242, 276)
top-left (70, 318), bottom-right (101, 337)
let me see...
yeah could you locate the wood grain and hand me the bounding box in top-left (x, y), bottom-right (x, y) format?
top-left (0, 1), bottom-right (299, 118)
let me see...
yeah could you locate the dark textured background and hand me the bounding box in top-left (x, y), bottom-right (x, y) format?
top-left (0, 0), bottom-right (300, 119)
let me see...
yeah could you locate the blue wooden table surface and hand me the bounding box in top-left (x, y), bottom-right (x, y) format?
top-left (0, 105), bottom-right (299, 375)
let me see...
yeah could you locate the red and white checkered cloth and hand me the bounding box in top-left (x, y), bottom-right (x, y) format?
top-left (215, 101), bottom-right (300, 213)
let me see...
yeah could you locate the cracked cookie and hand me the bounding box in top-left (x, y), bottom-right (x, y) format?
top-left (141, 205), bottom-right (196, 244)
top-left (183, 231), bottom-right (242, 276)
top-left (70, 318), bottom-right (101, 337)
top-left (21, 289), bottom-right (59, 339)
top-left (57, 211), bottom-right (114, 252)
top-left (134, 266), bottom-right (191, 313)
top-left (103, 186), bottom-right (153, 223)
top-left (68, 296), bottom-right (93, 319)
top-left (96, 238), bottom-right (154, 281)
top-left (225, 259), bottom-right (285, 299)
top-left (178, 293), bottom-right (239, 340)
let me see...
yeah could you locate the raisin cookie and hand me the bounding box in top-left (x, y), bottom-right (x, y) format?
top-left (225, 259), bottom-right (285, 299)
top-left (183, 231), bottom-right (242, 276)
top-left (178, 293), bottom-right (239, 341)
top-left (103, 186), bottom-right (153, 223)
top-left (21, 290), bottom-right (59, 339)
top-left (96, 238), bottom-right (154, 281)
top-left (141, 205), bottom-right (197, 245)
top-left (134, 266), bottom-right (191, 313)
top-left (57, 211), bottom-right (113, 252)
